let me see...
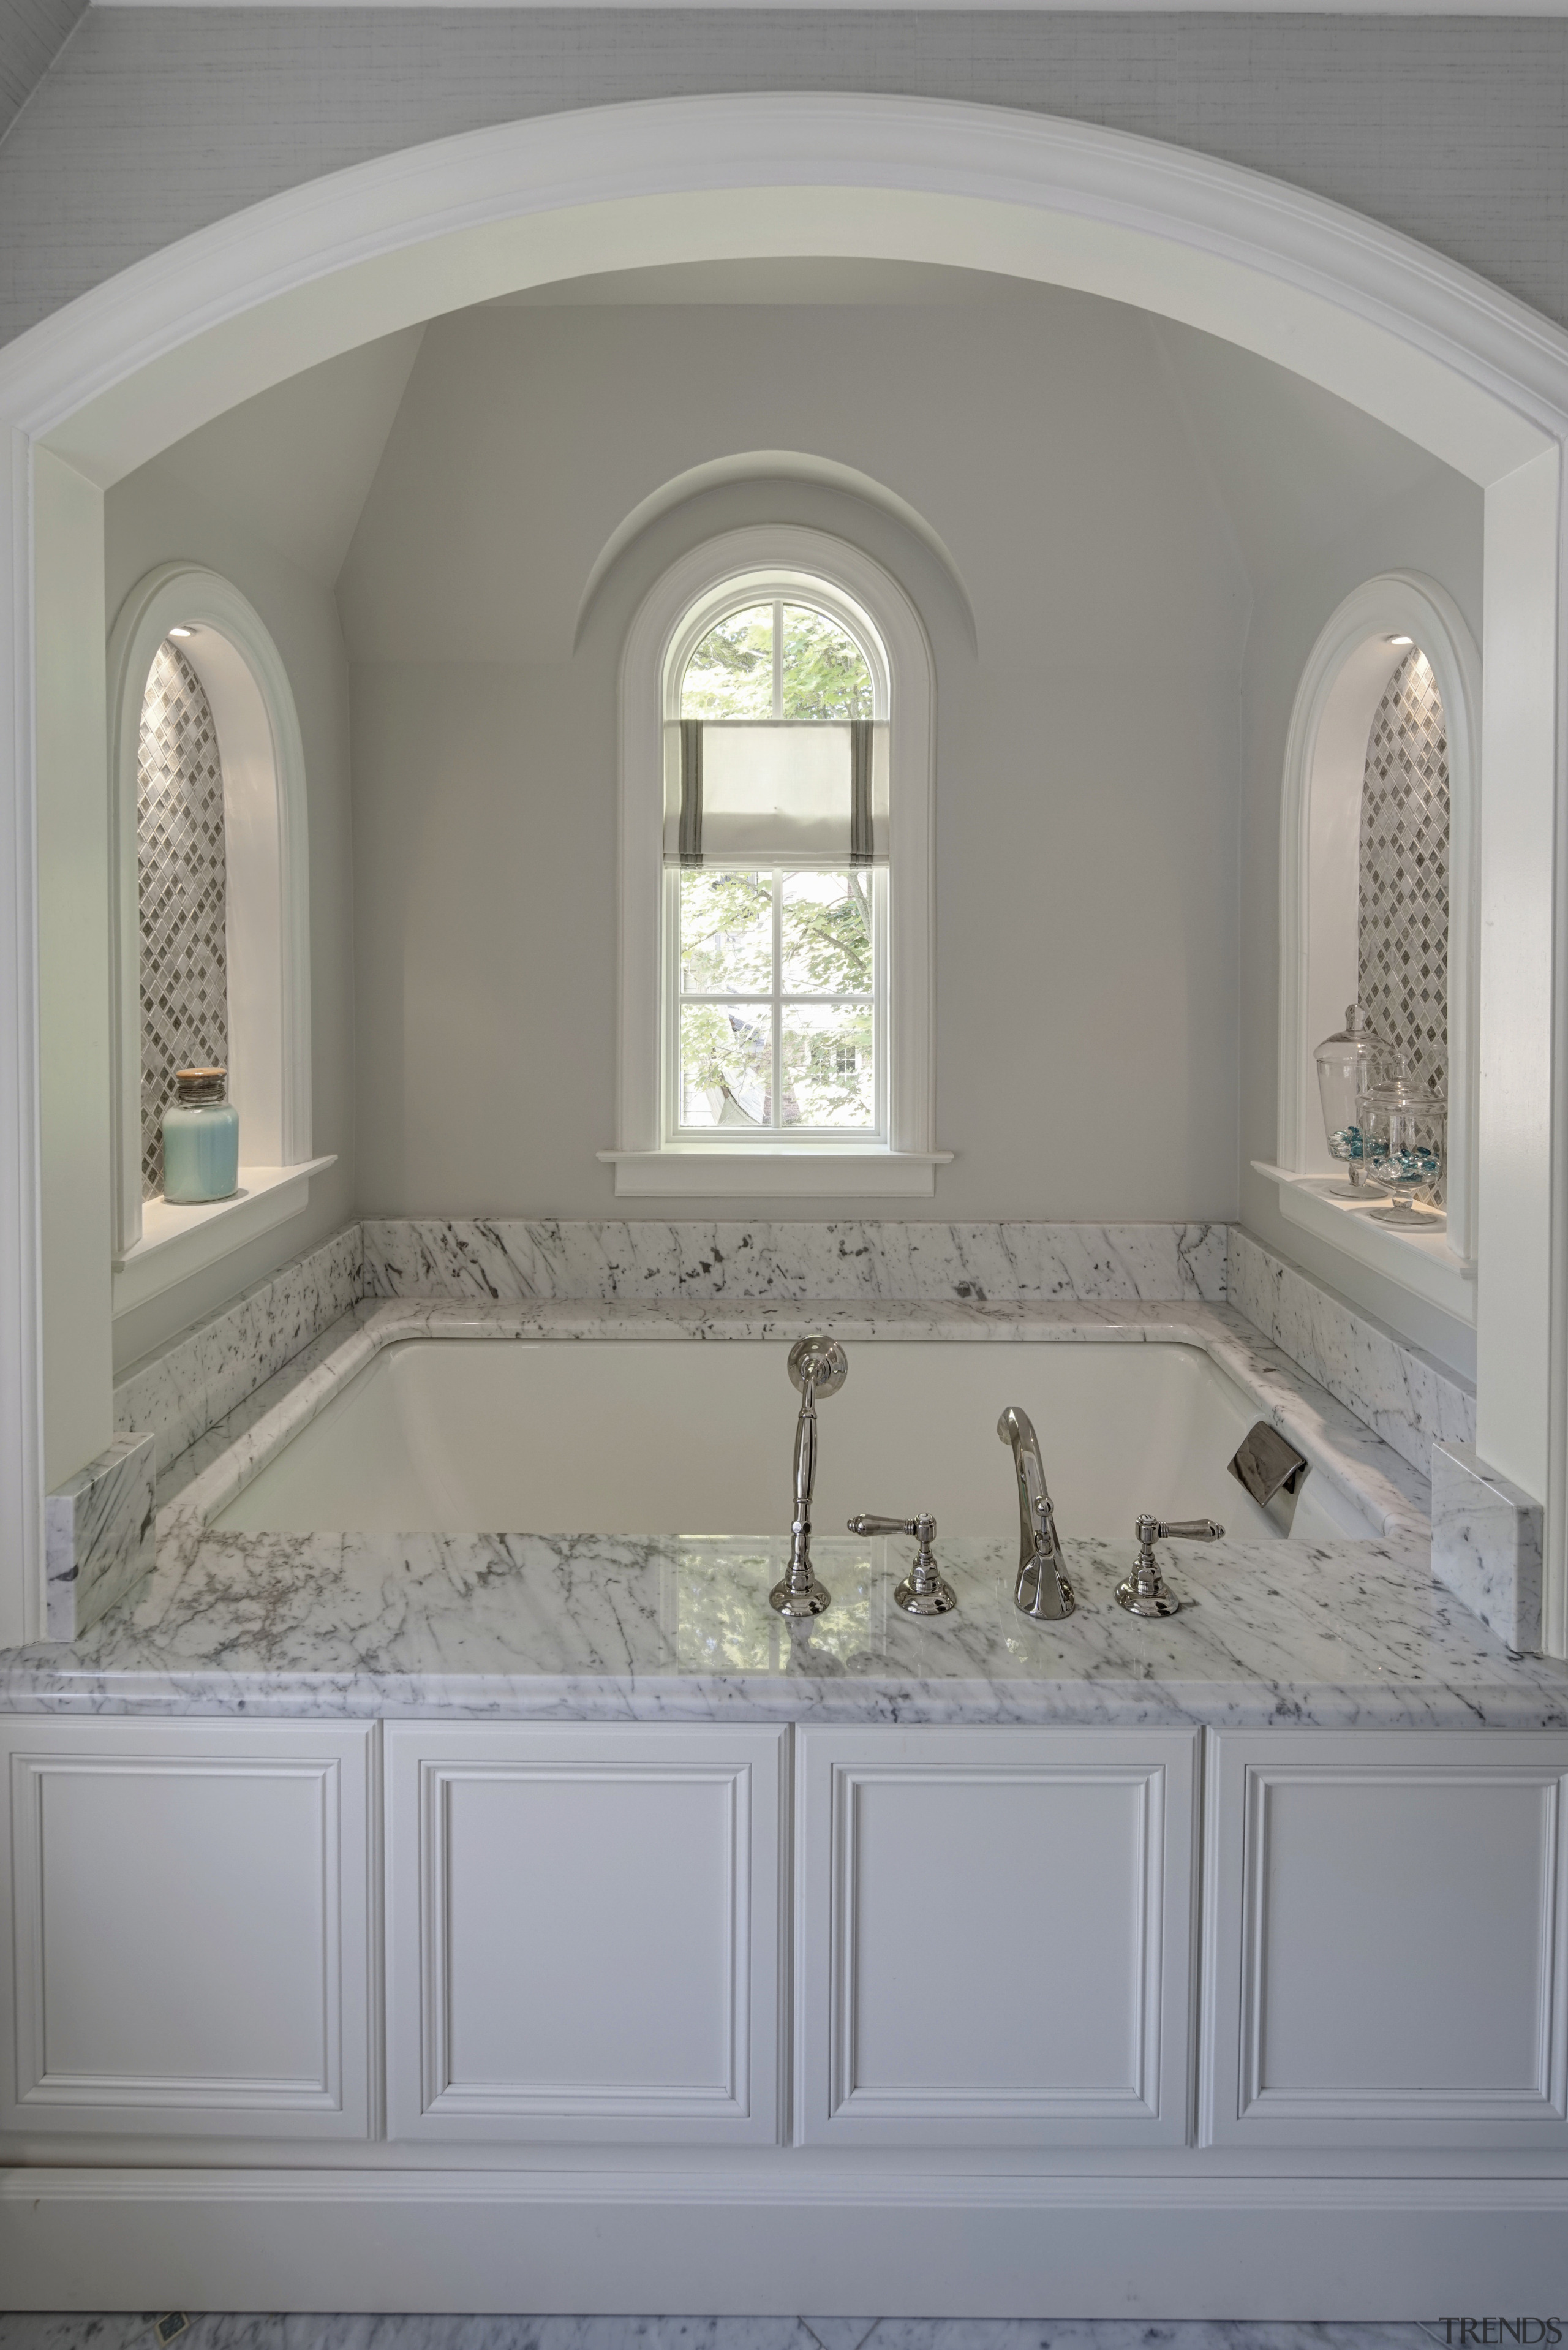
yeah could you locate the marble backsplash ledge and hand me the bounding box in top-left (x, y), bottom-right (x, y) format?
top-left (360, 1220), bottom-right (1228, 1305)
top-left (1430, 1442), bottom-right (1544, 1654)
top-left (1227, 1228), bottom-right (1473, 1480)
top-left (115, 1222), bottom-right (363, 1472)
top-left (45, 1431), bottom-right (156, 1641)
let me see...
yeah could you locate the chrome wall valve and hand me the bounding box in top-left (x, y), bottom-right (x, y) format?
top-left (1117, 1513), bottom-right (1224, 1618)
top-left (848, 1511), bottom-right (957, 1617)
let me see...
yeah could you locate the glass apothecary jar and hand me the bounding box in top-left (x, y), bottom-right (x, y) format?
top-left (162, 1066), bottom-right (240, 1204)
top-left (1314, 1004), bottom-right (1395, 1194)
top-left (1356, 1074), bottom-right (1446, 1228)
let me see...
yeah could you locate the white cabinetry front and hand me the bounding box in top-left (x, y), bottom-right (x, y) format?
top-left (0, 1717), bottom-right (375, 2138)
top-left (793, 1725), bottom-right (1199, 2146)
top-left (1202, 1729), bottom-right (1568, 2148)
top-left (385, 1722), bottom-right (786, 2142)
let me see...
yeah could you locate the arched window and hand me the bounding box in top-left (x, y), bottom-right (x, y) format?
top-left (607, 526), bottom-right (942, 1195)
top-left (108, 566), bottom-right (327, 1309)
top-left (1271, 572), bottom-right (1479, 1313)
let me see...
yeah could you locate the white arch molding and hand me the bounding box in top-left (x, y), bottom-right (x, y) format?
top-left (0, 93), bottom-right (1560, 1647)
top-left (1271, 574), bottom-right (1482, 1309)
top-left (105, 565), bottom-right (315, 1285)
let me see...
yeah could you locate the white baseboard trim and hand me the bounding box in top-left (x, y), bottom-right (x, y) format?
top-left (2, 2168), bottom-right (1567, 2316)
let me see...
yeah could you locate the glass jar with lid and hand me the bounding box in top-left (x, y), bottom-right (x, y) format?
top-left (161, 1066), bottom-right (240, 1204)
top-left (1356, 1070), bottom-right (1446, 1228)
top-left (1314, 1004), bottom-right (1395, 1193)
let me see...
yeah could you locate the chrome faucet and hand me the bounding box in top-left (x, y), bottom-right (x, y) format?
top-left (769, 1335), bottom-right (848, 1619)
top-left (997, 1405), bottom-right (1076, 1620)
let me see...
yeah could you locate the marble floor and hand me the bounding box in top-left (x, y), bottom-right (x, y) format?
top-left (0, 2319), bottom-right (1458, 2350)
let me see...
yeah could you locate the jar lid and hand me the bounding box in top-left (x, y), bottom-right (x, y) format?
top-left (175, 1066), bottom-right (228, 1103)
top-left (1314, 1002), bottom-right (1392, 1056)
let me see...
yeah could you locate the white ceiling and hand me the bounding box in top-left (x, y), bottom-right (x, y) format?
top-left (146, 326), bottom-right (425, 586)
top-left (132, 258), bottom-right (1454, 616)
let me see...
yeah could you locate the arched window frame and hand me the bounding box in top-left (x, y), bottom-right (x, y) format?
top-left (107, 564), bottom-right (330, 1309)
top-left (1267, 571), bottom-right (1481, 1318)
top-left (605, 525), bottom-right (944, 1195)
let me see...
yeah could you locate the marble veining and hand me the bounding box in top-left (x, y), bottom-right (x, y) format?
top-left (4, 1517), bottom-right (1564, 1731)
top-left (1227, 1230), bottom-right (1473, 1478)
top-left (0, 2314), bottom-right (1442, 2349)
top-left (10, 1293), bottom-right (1563, 1729)
top-left (360, 1220), bottom-right (1228, 1306)
top-left (115, 1222), bottom-right (363, 1471)
top-left (1430, 1440), bottom-right (1544, 1653)
top-left (43, 1430), bottom-right (156, 1641)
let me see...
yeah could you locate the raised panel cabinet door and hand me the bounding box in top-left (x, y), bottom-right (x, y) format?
top-left (794, 1725), bottom-right (1199, 2146)
top-left (1201, 1729), bottom-right (1568, 2148)
top-left (0, 1718), bottom-right (375, 2139)
top-left (385, 1723), bottom-right (786, 2142)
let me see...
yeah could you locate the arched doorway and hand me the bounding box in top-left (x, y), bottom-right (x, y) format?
top-left (1, 91), bottom-right (1562, 1644)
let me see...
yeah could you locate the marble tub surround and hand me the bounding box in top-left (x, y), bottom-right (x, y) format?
top-left (1227, 1228), bottom-right (1474, 1478)
top-left (43, 1431), bottom-right (156, 1641)
top-left (4, 1516), bottom-right (1565, 1731)
top-left (1430, 1440), bottom-right (1545, 1653)
top-left (360, 1219), bottom-right (1229, 1305)
top-left (114, 1222), bottom-right (363, 1470)
top-left (143, 1296), bottom-right (1431, 1587)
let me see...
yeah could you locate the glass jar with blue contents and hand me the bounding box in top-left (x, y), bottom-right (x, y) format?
top-left (1356, 1071), bottom-right (1446, 1228)
top-left (162, 1067), bottom-right (240, 1203)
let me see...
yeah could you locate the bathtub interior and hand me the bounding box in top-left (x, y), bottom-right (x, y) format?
top-left (211, 1337), bottom-right (1380, 1542)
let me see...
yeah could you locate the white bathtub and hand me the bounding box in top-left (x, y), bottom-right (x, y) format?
top-left (213, 1336), bottom-right (1379, 1542)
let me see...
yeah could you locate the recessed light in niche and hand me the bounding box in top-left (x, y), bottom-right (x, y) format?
top-left (168, 625), bottom-right (194, 639)
top-left (1385, 633), bottom-right (1414, 646)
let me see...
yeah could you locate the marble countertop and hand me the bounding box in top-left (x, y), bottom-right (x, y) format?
top-left (2, 1296), bottom-right (1563, 1729)
top-left (2, 1524), bottom-right (1565, 1729)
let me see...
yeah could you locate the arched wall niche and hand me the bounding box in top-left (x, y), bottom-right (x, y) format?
top-left (0, 93), bottom-right (1561, 1652)
top-left (106, 564), bottom-right (313, 1267)
top-left (1277, 573), bottom-right (1481, 1266)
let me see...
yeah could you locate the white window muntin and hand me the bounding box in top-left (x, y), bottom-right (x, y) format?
top-left (663, 572), bottom-right (891, 723)
top-left (663, 861), bottom-right (889, 1146)
top-left (608, 523), bottom-right (943, 1198)
top-left (663, 576), bottom-right (888, 1149)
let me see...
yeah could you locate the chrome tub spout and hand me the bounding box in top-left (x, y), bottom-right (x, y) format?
top-left (997, 1404), bottom-right (1076, 1621)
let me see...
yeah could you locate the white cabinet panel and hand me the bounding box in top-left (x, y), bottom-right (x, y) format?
top-left (0, 1718), bottom-right (374, 2138)
top-left (385, 1723), bottom-right (785, 2142)
top-left (794, 1725), bottom-right (1199, 2145)
top-left (1202, 1729), bottom-right (1568, 2148)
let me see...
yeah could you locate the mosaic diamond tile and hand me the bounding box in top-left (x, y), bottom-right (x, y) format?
top-left (1358, 647), bottom-right (1449, 1148)
top-left (137, 640), bottom-right (228, 1198)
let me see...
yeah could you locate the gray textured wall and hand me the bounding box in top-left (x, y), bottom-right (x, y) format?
top-left (2, 12), bottom-right (1567, 351)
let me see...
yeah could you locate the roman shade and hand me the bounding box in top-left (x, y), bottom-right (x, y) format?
top-left (665, 718), bottom-right (890, 867)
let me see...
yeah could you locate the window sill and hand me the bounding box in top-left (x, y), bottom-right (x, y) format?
top-left (1250, 1162), bottom-right (1475, 1323)
top-left (111, 1158), bottom-right (337, 1315)
top-left (598, 1148), bottom-right (954, 1198)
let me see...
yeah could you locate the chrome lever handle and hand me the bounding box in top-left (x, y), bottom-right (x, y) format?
top-left (847, 1510), bottom-right (956, 1619)
top-left (1117, 1513), bottom-right (1226, 1619)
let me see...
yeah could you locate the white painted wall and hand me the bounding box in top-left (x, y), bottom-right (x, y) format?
top-left (34, 448), bottom-right (112, 1490)
top-left (341, 290), bottom-right (1251, 1220)
top-left (341, 286), bottom-right (1476, 1239)
top-left (102, 463), bottom-right (357, 1376)
top-left (1237, 465), bottom-right (1485, 1379)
